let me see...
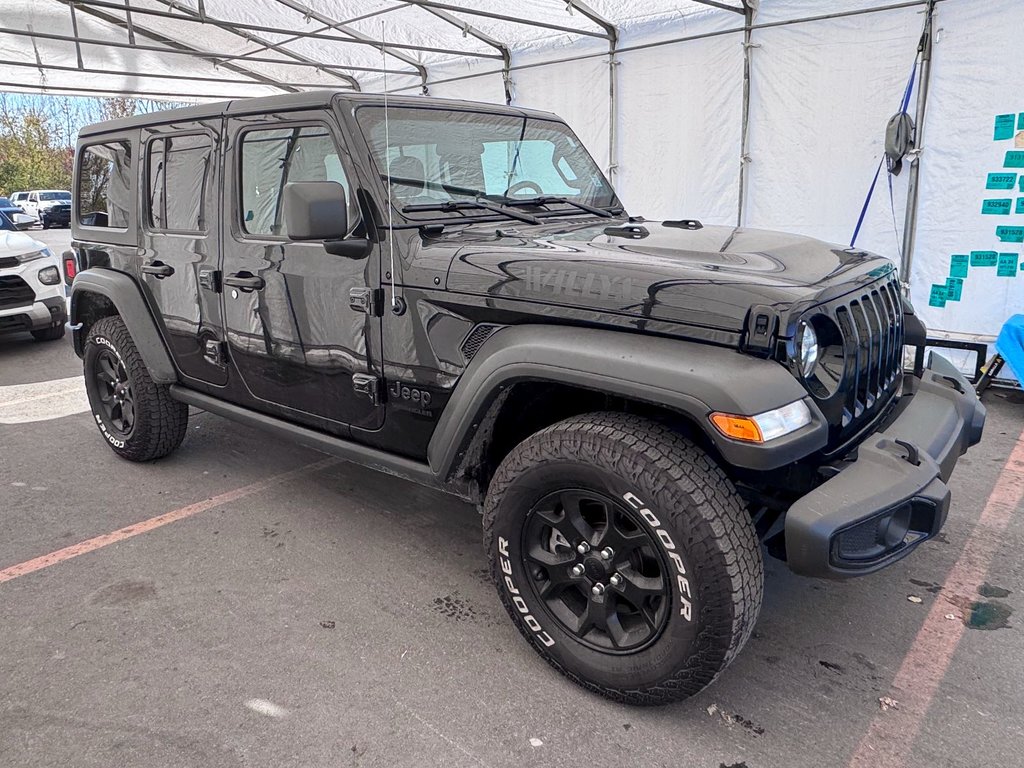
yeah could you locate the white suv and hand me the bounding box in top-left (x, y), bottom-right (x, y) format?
top-left (0, 211), bottom-right (67, 341)
top-left (9, 189), bottom-right (73, 229)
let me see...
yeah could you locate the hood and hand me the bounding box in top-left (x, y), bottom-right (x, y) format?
top-left (437, 219), bottom-right (896, 333)
top-left (0, 230), bottom-right (46, 258)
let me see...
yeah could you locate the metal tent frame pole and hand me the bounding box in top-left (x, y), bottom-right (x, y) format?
top-left (564, 1), bottom-right (619, 179)
top-left (900, 0), bottom-right (937, 290)
top-left (403, 2), bottom-right (515, 104)
top-left (270, 0), bottom-right (430, 94)
top-left (737, 1), bottom-right (755, 227)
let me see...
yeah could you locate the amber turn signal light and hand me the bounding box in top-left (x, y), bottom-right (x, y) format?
top-left (709, 413), bottom-right (764, 443)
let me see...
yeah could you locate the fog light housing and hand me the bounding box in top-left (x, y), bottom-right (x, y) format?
top-left (38, 266), bottom-right (61, 285)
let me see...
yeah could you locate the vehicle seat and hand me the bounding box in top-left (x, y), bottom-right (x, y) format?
top-left (389, 155), bottom-right (434, 204)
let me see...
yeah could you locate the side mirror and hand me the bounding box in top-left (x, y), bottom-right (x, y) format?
top-left (283, 181), bottom-right (348, 241)
top-left (12, 212), bottom-right (35, 230)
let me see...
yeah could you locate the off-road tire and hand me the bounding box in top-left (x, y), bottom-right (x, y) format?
top-left (31, 324), bottom-right (65, 342)
top-left (483, 412), bottom-right (763, 705)
top-left (83, 315), bottom-right (188, 461)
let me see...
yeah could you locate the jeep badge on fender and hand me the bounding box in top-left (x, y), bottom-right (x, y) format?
top-left (68, 91), bottom-right (985, 705)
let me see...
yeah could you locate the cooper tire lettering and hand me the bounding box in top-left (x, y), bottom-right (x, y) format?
top-left (496, 535), bottom-right (555, 647)
top-left (623, 491), bottom-right (693, 623)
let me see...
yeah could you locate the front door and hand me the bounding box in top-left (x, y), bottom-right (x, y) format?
top-left (220, 111), bottom-right (383, 432)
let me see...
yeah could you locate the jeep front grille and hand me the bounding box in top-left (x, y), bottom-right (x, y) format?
top-left (0, 275), bottom-right (35, 310)
top-left (810, 273), bottom-right (904, 451)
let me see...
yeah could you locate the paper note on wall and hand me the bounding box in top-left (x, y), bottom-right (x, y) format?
top-left (987, 172), bottom-right (1018, 190)
top-left (995, 114), bottom-right (1016, 140)
top-left (945, 277), bottom-right (964, 301)
top-left (1005, 151), bottom-right (1024, 168)
top-left (929, 284), bottom-right (947, 308)
top-left (982, 198), bottom-right (1013, 215)
top-left (997, 253), bottom-right (1019, 277)
top-left (971, 250), bottom-right (999, 266)
top-left (950, 254), bottom-right (969, 278)
top-left (996, 226), bottom-right (1024, 242)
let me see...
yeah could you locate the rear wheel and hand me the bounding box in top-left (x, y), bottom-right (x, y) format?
top-left (483, 412), bottom-right (763, 705)
top-left (83, 315), bottom-right (188, 461)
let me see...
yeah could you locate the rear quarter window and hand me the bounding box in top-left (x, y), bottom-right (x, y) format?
top-left (77, 140), bottom-right (133, 229)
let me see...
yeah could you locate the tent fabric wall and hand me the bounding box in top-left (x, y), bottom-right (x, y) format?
top-left (743, 3), bottom-right (924, 263)
top-left (910, 0), bottom-right (1023, 338)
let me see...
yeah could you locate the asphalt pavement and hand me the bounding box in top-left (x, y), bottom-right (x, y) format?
top-left (1, 229), bottom-right (1022, 768)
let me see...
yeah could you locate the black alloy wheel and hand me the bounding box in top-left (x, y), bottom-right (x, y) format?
top-left (522, 489), bottom-right (671, 653)
top-left (93, 347), bottom-right (136, 438)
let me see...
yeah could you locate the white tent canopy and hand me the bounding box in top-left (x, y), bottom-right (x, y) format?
top-left (4, 0), bottom-right (1023, 342)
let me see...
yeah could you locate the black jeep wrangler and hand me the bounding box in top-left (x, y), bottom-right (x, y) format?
top-left (68, 92), bottom-right (985, 705)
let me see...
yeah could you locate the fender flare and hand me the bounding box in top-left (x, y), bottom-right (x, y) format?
top-left (427, 325), bottom-right (828, 479)
top-left (70, 269), bottom-right (178, 384)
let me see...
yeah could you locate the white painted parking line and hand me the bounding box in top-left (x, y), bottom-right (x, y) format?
top-left (0, 376), bottom-right (88, 424)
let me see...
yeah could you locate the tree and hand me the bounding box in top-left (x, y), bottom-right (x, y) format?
top-left (0, 95), bottom-right (185, 198)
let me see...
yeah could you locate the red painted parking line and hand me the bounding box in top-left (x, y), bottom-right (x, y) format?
top-left (848, 429), bottom-right (1024, 768)
top-left (0, 458), bottom-right (338, 585)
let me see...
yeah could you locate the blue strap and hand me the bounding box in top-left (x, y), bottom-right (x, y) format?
top-left (850, 58), bottom-right (920, 248)
top-left (850, 158), bottom-right (885, 247)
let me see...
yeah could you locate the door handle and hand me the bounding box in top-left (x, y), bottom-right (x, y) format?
top-left (223, 272), bottom-right (265, 291)
top-left (141, 261), bottom-right (174, 279)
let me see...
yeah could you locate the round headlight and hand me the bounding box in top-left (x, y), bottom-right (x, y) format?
top-left (798, 321), bottom-right (819, 378)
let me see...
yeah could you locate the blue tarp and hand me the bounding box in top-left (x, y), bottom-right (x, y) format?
top-left (995, 314), bottom-right (1024, 383)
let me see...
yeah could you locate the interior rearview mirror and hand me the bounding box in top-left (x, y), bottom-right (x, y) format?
top-left (283, 181), bottom-right (348, 241)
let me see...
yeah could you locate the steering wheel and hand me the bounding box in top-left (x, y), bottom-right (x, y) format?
top-left (505, 181), bottom-right (544, 197)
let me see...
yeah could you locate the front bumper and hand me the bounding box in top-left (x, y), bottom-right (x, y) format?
top-left (42, 207), bottom-right (71, 225)
top-left (785, 354), bottom-right (986, 578)
top-left (0, 296), bottom-right (67, 334)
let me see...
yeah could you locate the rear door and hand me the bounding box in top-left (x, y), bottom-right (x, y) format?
top-left (139, 120), bottom-right (227, 386)
top-left (220, 110), bottom-right (383, 432)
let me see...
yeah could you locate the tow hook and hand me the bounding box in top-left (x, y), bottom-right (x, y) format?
top-left (893, 439), bottom-right (921, 466)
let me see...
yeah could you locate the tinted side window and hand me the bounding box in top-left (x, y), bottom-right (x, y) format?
top-left (78, 141), bottom-right (132, 228)
top-left (147, 134), bottom-right (212, 232)
top-left (239, 125), bottom-right (353, 238)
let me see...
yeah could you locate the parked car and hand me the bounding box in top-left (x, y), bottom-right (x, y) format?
top-left (0, 196), bottom-right (38, 230)
top-left (0, 211), bottom-right (67, 340)
top-left (10, 189), bottom-right (72, 228)
top-left (67, 92), bottom-right (985, 705)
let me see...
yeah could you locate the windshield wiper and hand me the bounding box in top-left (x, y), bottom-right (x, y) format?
top-left (402, 199), bottom-right (541, 225)
top-left (504, 195), bottom-right (615, 218)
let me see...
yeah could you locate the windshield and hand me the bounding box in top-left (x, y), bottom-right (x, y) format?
top-left (40, 191), bottom-right (71, 201)
top-left (356, 107), bottom-right (618, 218)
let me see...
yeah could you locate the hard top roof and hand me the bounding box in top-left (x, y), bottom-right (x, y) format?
top-left (78, 91), bottom-right (561, 138)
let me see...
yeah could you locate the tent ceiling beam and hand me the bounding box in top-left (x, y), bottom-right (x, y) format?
top-left (67, 1), bottom-right (85, 69)
top-left (399, 0), bottom-right (612, 40)
top-left (121, 0), bottom-right (136, 44)
top-left (0, 78), bottom-right (261, 100)
top-left (563, 1), bottom-right (618, 40)
top-left (399, 2), bottom-right (513, 102)
top-left (68, 0), bottom-right (503, 60)
top-left (55, 0), bottom-right (304, 93)
top-left (146, 0), bottom-right (361, 90)
top-left (0, 57), bottom-right (364, 90)
top-left (0, 24), bottom-right (414, 77)
top-left (270, 0), bottom-right (429, 93)
top-left (689, 0), bottom-right (746, 13)
top-left (239, 5), bottom-right (406, 64)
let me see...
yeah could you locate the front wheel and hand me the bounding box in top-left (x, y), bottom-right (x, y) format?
top-left (483, 412), bottom-right (763, 705)
top-left (83, 315), bottom-right (188, 461)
